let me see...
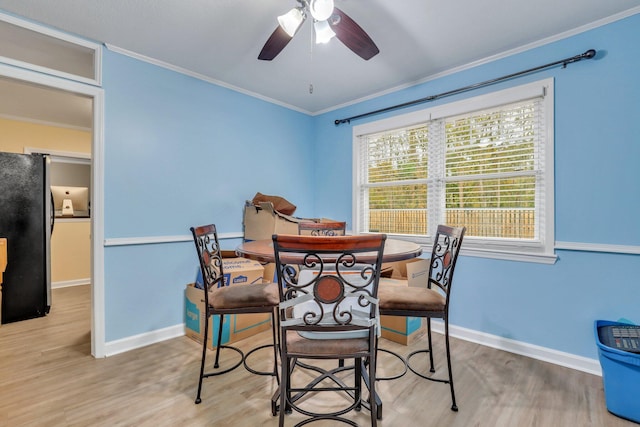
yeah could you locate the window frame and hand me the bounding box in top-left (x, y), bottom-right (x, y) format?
top-left (0, 12), bottom-right (102, 86)
top-left (352, 79), bottom-right (557, 264)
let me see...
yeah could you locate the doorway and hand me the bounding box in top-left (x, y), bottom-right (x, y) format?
top-left (0, 64), bottom-right (105, 357)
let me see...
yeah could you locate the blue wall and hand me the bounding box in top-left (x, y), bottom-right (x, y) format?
top-left (312, 14), bottom-right (640, 358)
top-left (101, 50), bottom-right (314, 341)
top-left (97, 14), bottom-right (639, 358)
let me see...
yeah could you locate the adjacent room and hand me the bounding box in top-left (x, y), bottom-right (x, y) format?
top-left (0, 1), bottom-right (638, 426)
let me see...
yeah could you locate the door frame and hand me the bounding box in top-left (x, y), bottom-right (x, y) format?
top-left (0, 63), bottom-right (106, 357)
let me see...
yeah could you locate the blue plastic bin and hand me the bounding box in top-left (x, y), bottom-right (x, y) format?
top-left (594, 320), bottom-right (640, 423)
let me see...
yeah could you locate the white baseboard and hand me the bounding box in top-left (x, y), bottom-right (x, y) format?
top-left (430, 320), bottom-right (602, 376)
top-left (51, 278), bottom-right (91, 289)
top-left (103, 324), bottom-right (185, 357)
top-left (103, 320), bottom-right (603, 376)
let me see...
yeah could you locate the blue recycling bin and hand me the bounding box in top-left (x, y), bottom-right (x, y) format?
top-left (594, 320), bottom-right (640, 423)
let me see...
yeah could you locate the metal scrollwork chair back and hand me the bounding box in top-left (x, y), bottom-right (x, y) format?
top-left (190, 224), bottom-right (280, 405)
top-left (378, 224), bottom-right (465, 412)
top-left (272, 233), bottom-right (386, 427)
top-left (297, 220), bottom-right (346, 236)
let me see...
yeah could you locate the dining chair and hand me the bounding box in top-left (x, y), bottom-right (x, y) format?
top-left (378, 224), bottom-right (465, 411)
top-left (297, 220), bottom-right (347, 236)
top-left (272, 233), bottom-right (386, 427)
top-left (190, 224), bottom-right (280, 404)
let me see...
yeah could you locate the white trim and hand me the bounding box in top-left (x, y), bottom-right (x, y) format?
top-left (353, 79), bottom-right (556, 263)
top-left (315, 7), bottom-right (640, 116)
top-left (103, 324), bottom-right (185, 357)
top-left (105, 235), bottom-right (192, 246)
top-left (353, 79), bottom-right (551, 136)
top-left (0, 113), bottom-right (92, 132)
top-left (460, 247), bottom-right (558, 264)
top-left (92, 89), bottom-right (105, 358)
top-left (100, 318), bottom-right (602, 378)
top-left (52, 278), bottom-right (90, 289)
top-left (555, 241), bottom-right (640, 256)
top-left (0, 61), bottom-right (105, 358)
top-left (104, 232), bottom-right (243, 247)
top-left (104, 43), bottom-right (311, 115)
top-left (0, 12), bottom-right (102, 86)
top-left (24, 147), bottom-right (91, 160)
top-left (0, 56), bottom-right (99, 86)
top-left (430, 321), bottom-right (602, 376)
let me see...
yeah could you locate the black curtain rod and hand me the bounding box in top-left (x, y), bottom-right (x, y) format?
top-left (334, 49), bottom-right (596, 126)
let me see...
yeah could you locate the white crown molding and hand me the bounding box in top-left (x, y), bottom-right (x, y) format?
top-left (314, 7), bottom-right (640, 116)
top-left (103, 43), bottom-right (312, 115)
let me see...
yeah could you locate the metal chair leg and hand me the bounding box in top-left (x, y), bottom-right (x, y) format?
top-left (427, 318), bottom-right (435, 372)
top-left (444, 319), bottom-right (458, 411)
top-left (194, 313), bottom-right (210, 404)
top-left (213, 314), bottom-right (224, 369)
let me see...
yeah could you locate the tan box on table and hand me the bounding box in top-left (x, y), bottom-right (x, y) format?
top-left (242, 201), bottom-right (343, 241)
top-left (380, 258), bottom-right (430, 345)
top-left (243, 201), bottom-right (301, 240)
top-left (185, 256), bottom-right (271, 350)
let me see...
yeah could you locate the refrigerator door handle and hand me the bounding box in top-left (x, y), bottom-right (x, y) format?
top-left (50, 191), bottom-right (55, 235)
top-left (44, 156), bottom-right (52, 313)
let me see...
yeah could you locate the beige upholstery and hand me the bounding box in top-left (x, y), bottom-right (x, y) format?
top-left (285, 331), bottom-right (370, 356)
top-left (378, 285), bottom-right (445, 312)
top-left (209, 282), bottom-right (280, 309)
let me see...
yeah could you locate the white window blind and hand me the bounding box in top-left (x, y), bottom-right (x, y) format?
top-left (353, 79), bottom-right (555, 262)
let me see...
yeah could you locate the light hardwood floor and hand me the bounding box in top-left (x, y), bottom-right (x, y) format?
top-left (0, 285), bottom-right (634, 426)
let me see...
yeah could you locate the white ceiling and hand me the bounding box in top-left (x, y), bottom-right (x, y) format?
top-left (0, 77), bottom-right (93, 129)
top-left (0, 0), bottom-right (638, 127)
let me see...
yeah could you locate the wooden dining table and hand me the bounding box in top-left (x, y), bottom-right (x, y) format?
top-left (236, 236), bottom-right (423, 264)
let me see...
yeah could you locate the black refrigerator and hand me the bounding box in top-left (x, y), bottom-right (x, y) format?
top-left (0, 152), bottom-right (52, 324)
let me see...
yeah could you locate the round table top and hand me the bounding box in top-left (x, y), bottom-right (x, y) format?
top-left (236, 237), bottom-right (423, 264)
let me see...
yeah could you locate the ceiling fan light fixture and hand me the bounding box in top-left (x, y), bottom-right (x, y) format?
top-left (309, 0), bottom-right (334, 22)
top-left (277, 7), bottom-right (305, 37)
top-left (314, 20), bottom-right (335, 44)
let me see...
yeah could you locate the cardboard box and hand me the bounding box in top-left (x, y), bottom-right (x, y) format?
top-left (185, 257), bottom-right (272, 349)
top-left (380, 258), bottom-right (430, 345)
top-left (243, 201), bottom-right (343, 241)
top-left (243, 201), bottom-right (301, 241)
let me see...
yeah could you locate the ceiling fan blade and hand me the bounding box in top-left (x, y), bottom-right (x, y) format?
top-left (258, 26), bottom-right (293, 61)
top-left (330, 7), bottom-right (379, 60)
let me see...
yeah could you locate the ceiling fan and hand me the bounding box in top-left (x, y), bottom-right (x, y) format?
top-left (258, 0), bottom-right (379, 61)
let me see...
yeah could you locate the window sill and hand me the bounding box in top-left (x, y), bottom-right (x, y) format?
top-left (380, 234), bottom-right (557, 264)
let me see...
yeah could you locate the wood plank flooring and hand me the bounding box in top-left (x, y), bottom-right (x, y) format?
top-left (0, 285), bottom-right (634, 426)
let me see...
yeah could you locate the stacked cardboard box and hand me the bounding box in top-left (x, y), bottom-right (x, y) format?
top-left (380, 258), bottom-right (430, 345)
top-left (185, 256), bottom-right (271, 349)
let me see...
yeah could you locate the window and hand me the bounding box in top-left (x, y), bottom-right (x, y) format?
top-left (0, 13), bottom-right (101, 85)
top-left (353, 79), bottom-right (556, 263)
